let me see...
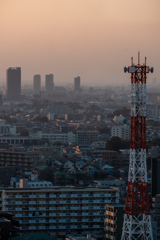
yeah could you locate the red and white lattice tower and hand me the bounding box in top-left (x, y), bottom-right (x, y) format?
top-left (121, 53), bottom-right (154, 240)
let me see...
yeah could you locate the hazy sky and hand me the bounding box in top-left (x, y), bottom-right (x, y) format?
top-left (0, 0), bottom-right (160, 86)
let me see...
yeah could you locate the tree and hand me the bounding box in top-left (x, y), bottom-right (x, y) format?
top-left (113, 107), bottom-right (130, 119)
top-left (93, 171), bottom-right (99, 180)
top-left (106, 137), bottom-right (130, 151)
top-left (115, 170), bottom-right (120, 178)
top-left (20, 129), bottom-right (29, 136)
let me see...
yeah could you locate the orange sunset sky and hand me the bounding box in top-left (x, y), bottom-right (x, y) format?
top-left (0, 0), bottom-right (160, 86)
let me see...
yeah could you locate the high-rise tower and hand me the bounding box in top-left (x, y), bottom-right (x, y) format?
top-left (45, 74), bottom-right (54, 95)
top-left (121, 53), bottom-right (154, 240)
top-left (33, 75), bottom-right (41, 95)
top-left (6, 67), bottom-right (21, 100)
top-left (74, 76), bottom-right (80, 92)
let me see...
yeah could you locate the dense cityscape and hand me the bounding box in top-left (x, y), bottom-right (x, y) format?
top-left (0, 66), bottom-right (159, 239)
top-left (1, 0), bottom-right (160, 239)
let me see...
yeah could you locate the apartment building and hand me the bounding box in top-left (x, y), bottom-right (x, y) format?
top-left (33, 75), bottom-right (41, 95)
top-left (37, 131), bottom-right (76, 144)
top-left (111, 124), bottom-right (130, 140)
top-left (6, 67), bottom-right (21, 101)
top-left (77, 130), bottom-right (99, 146)
top-left (105, 204), bottom-right (124, 240)
top-left (0, 136), bottom-right (38, 145)
top-left (0, 150), bottom-right (43, 171)
top-left (147, 108), bottom-right (160, 118)
top-left (0, 119), bottom-right (16, 135)
top-left (0, 187), bottom-right (119, 233)
top-left (92, 150), bottom-right (124, 169)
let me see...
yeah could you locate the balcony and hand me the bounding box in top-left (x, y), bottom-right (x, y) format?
top-left (15, 195), bottom-right (22, 199)
top-left (49, 213), bottom-right (56, 216)
top-left (49, 201), bottom-right (56, 204)
top-left (82, 225), bottom-right (88, 228)
top-left (29, 220), bottom-right (36, 223)
top-left (59, 213), bottom-right (66, 216)
top-left (59, 201), bottom-right (66, 204)
top-left (29, 207), bottom-right (36, 211)
top-left (39, 207), bottom-right (46, 210)
top-left (71, 201), bottom-right (78, 204)
top-left (49, 207), bottom-right (56, 210)
top-left (39, 226), bottom-right (46, 230)
top-left (50, 194), bottom-right (56, 198)
top-left (39, 195), bottom-right (45, 198)
top-left (15, 208), bottom-right (22, 211)
top-left (59, 194), bottom-right (66, 198)
top-left (49, 226), bottom-right (56, 229)
top-left (29, 201), bottom-right (36, 204)
top-left (39, 220), bottom-right (46, 223)
top-left (29, 226), bottom-right (36, 230)
top-left (39, 201), bottom-right (46, 204)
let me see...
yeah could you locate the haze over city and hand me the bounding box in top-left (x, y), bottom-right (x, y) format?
top-left (0, 0), bottom-right (159, 86)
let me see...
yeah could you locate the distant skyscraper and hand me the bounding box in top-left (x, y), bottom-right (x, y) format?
top-left (6, 67), bottom-right (21, 100)
top-left (74, 76), bottom-right (80, 91)
top-left (33, 75), bottom-right (41, 95)
top-left (45, 74), bottom-right (54, 95)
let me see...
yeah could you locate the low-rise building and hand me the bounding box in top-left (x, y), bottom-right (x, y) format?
top-left (37, 131), bottom-right (76, 144)
top-left (0, 136), bottom-right (39, 145)
top-left (0, 119), bottom-right (16, 136)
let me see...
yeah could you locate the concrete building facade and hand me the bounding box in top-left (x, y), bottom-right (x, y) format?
top-left (74, 76), bottom-right (80, 92)
top-left (45, 74), bottom-right (54, 95)
top-left (6, 67), bottom-right (21, 101)
top-left (105, 204), bottom-right (124, 240)
top-left (0, 187), bottom-right (119, 233)
top-left (0, 150), bottom-right (43, 171)
top-left (0, 120), bottom-right (16, 136)
top-left (33, 75), bottom-right (41, 95)
top-left (37, 131), bottom-right (76, 144)
top-left (77, 130), bottom-right (99, 146)
top-left (111, 124), bottom-right (130, 140)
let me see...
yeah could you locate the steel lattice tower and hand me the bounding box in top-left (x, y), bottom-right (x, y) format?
top-left (121, 53), bottom-right (154, 240)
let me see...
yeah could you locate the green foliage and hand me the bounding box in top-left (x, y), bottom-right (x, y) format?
top-left (34, 116), bottom-right (48, 122)
top-left (93, 171), bottom-right (100, 179)
top-left (146, 138), bottom-right (160, 149)
top-left (113, 107), bottom-right (130, 119)
top-left (147, 120), bottom-right (160, 126)
top-left (66, 102), bottom-right (83, 111)
top-left (20, 129), bottom-right (29, 136)
top-left (106, 136), bottom-right (130, 151)
top-left (107, 137), bottom-right (160, 152)
top-left (108, 107), bottom-right (130, 119)
top-left (6, 117), bottom-right (17, 124)
top-left (115, 170), bottom-right (120, 178)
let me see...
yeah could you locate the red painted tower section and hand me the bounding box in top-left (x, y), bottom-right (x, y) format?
top-left (121, 53), bottom-right (154, 240)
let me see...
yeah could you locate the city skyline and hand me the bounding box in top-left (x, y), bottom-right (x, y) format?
top-left (0, 0), bottom-right (159, 86)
